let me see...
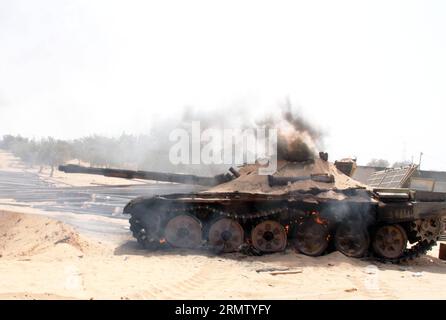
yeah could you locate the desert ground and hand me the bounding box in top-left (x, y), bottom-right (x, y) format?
top-left (0, 150), bottom-right (445, 300)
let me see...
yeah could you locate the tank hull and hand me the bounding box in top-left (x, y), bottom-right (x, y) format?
top-left (123, 188), bottom-right (446, 263)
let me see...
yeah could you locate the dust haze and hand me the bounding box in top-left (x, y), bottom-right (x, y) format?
top-left (1, 101), bottom-right (324, 176)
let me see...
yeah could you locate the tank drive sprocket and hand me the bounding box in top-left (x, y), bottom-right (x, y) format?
top-left (410, 217), bottom-right (444, 242)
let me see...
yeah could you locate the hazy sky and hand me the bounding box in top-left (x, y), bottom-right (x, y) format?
top-left (1, 0), bottom-right (445, 170)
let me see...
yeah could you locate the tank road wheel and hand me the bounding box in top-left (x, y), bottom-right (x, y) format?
top-left (372, 224), bottom-right (407, 259)
top-left (251, 220), bottom-right (287, 253)
top-left (334, 223), bottom-right (370, 258)
top-left (165, 214), bottom-right (202, 249)
top-left (293, 219), bottom-right (329, 256)
top-left (208, 218), bottom-right (244, 253)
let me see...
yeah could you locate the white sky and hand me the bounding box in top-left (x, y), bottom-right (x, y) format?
top-left (0, 0), bottom-right (445, 170)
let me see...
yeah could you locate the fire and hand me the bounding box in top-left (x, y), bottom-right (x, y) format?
top-left (310, 211), bottom-right (326, 225)
top-left (315, 216), bottom-right (325, 225)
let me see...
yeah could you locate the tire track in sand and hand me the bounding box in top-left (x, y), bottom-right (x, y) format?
top-left (143, 257), bottom-right (247, 299)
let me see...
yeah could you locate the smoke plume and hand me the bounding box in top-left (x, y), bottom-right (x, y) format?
top-left (2, 99), bottom-right (325, 177)
top-left (257, 99), bottom-right (323, 162)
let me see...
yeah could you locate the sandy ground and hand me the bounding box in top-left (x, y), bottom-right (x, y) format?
top-left (0, 151), bottom-right (24, 172)
top-left (1, 150), bottom-right (446, 300)
top-left (0, 150), bottom-right (148, 187)
top-left (1, 208), bottom-right (446, 300)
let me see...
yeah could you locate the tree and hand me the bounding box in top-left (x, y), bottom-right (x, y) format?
top-left (367, 159), bottom-right (390, 168)
top-left (37, 138), bottom-right (72, 176)
top-left (392, 160), bottom-right (412, 168)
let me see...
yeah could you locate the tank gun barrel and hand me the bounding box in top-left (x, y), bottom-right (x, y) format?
top-left (58, 164), bottom-right (234, 186)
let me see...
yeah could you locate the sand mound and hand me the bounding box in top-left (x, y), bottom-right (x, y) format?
top-left (0, 211), bottom-right (94, 258)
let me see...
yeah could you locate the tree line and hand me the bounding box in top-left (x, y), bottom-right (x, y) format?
top-left (0, 133), bottom-right (227, 177)
top-left (366, 158), bottom-right (412, 169)
top-left (0, 134), bottom-right (176, 176)
top-left (1, 134), bottom-right (413, 177)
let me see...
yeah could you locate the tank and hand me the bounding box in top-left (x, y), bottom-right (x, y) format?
top-left (59, 154), bottom-right (446, 263)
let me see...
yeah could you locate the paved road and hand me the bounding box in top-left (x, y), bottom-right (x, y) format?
top-left (0, 170), bottom-right (201, 243)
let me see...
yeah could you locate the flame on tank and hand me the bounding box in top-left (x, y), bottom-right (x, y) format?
top-left (311, 211), bottom-right (326, 225)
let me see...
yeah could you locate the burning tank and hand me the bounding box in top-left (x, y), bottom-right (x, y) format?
top-left (59, 153), bottom-right (446, 263)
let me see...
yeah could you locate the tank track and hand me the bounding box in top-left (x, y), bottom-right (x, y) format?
top-left (129, 204), bottom-right (292, 251)
top-left (128, 204), bottom-right (440, 264)
top-left (372, 240), bottom-right (436, 264)
top-left (375, 218), bottom-right (444, 264)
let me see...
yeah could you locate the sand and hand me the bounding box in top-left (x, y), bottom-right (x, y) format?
top-left (0, 211), bottom-right (97, 258)
top-left (0, 150), bottom-right (147, 187)
top-left (0, 150), bottom-right (25, 172)
top-left (0, 209), bottom-right (445, 300)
